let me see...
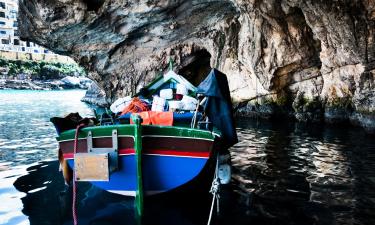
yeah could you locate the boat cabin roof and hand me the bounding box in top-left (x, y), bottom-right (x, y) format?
top-left (140, 70), bottom-right (197, 98)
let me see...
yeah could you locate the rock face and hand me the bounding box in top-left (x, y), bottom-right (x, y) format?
top-left (18, 0), bottom-right (375, 132)
top-left (81, 82), bottom-right (108, 107)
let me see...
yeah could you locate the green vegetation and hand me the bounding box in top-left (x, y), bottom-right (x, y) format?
top-left (0, 58), bottom-right (86, 80)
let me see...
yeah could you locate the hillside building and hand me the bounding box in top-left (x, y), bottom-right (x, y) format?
top-left (0, 0), bottom-right (73, 63)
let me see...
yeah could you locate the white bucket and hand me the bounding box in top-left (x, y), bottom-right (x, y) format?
top-left (176, 84), bottom-right (188, 95)
top-left (151, 96), bottom-right (166, 112)
top-left (168, 100), bottom-right (183, 111)
top-left (160, 89), bottom-right (174, 100)
top-left (181, 95), bottom-right (198, 111)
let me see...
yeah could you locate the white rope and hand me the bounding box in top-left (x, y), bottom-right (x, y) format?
top-left (207, 155), bottom-right (220, 225)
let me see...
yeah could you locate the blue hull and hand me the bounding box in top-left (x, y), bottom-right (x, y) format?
top-left (68, 154), bottom-right (209, 196)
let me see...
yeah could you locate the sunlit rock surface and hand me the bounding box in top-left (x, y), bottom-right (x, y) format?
top-left (18, 0), bottom-right (375, 131)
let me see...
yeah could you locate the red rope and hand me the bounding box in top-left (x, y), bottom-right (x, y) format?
top-left (72, 123), bottom-right (85, 225)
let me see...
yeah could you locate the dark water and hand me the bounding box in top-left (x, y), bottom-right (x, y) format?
top-left (0, 90), bottom-right (374, 225)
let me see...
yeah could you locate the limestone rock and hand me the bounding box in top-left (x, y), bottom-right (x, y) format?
top-left (81, 81), bottom-right (108, 107)
top-left (19, 0), bottom-right (375, 132)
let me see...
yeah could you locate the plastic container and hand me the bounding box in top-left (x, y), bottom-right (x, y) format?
top-left (176, 83), bottom-right (188, 95)
top-left (168, 100), bottom-right (183, 111)
top-left (181, 95), bottom-right (198, 111)
top-left (160, 89), bottom-right (174, 100)
top-left (151, 96), bottom-right (166, 112)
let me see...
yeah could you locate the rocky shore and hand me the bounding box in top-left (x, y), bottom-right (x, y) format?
top-left (80, 82), bottom-right (108, 107)
top-left (0, 76), bottom-right (92, 90)
top-left (235, 99), bottom-right (375, 134)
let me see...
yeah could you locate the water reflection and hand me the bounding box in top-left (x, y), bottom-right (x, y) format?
top-left (8, 119), bottom-right (375, 225)
top-left (12, 160), bottom-right (214, 225)
top-left (230, 119), bottom-right (375, 225)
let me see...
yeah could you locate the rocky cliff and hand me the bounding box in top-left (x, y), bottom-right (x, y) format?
top-left (18, 0), bottom-right (375, 132)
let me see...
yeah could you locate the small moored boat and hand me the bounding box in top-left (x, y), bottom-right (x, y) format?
top-left (51, 68), bottom-right (238, 218)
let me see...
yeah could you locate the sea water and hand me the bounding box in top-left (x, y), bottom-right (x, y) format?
top-left (0, 90), bottom-right (93, 225)
top-left (0, 90), bottom-right (374, 225)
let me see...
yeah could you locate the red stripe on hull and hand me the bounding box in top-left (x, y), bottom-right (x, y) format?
top-left (63, 148), bottom-right (210, 159)
top-left (145, 150), bottom-right (210, 158)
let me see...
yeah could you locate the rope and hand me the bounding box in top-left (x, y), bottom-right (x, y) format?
top-left (72, 123), bottom-right (85, 225)
top-left (207, 155), bottom-right (221, 225)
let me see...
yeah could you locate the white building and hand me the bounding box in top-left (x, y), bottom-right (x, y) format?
top-left (0, 0), bottom-right (54, 55)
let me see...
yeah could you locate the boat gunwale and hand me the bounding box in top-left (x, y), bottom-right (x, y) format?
top-left (58, 135), bottom-right (216, 143)
top-left (57, 124), bottom-right (221, 142)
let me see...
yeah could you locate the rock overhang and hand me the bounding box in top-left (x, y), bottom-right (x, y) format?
top-left (18, 0), bottom-right (375, 131)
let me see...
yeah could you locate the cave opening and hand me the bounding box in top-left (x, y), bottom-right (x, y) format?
top-left (178, 49), bottom-right (212, 86)
top-left (83, 0), bottom-right (105, 12)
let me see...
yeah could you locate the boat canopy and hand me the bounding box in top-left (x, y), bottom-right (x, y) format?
top-left (197, 69), bottom-right (238, 149)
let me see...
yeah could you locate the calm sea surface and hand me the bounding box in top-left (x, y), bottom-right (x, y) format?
top-left (0, 90), bottom-right (374, 225)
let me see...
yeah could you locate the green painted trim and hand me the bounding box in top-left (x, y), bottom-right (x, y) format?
top-left (146, 78), bottom-right (183, 97)
top-left (142, 77), bottom-right (198, 98)
top-left (57, 124), bottom-right (134, 141)
top-left (131, 114), bottom-right (144, 219)
top-left (142, 125), bottom-right (216, 140)
top-left (142, 75), bottom-right (163, 91)
top-left (57, 124), bottom-right (218, 142)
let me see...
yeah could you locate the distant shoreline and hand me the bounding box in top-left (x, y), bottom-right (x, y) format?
top-left (0, 77), bottom-right (91, 91)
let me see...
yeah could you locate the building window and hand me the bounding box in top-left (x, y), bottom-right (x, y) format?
top-left (13, 21), bottom-right (17, 27)
top-left (44, 49), bottom-right (49, 54)
top-left (13, 39), bottom-right (19, 45)
top-left (34, 49), bottom-right (39, 53)
top-left (14, 30), bottom-right (19, 36)
top-left (26, 41), bottom-right (30, 47)
top-left (0, 21), bottom-right (5, 26)
top-left (2, 39), bottom-right (9, 44)
top-left (0, 2), bottom-right (5, 9)
top-left (0, 12), bottom-right (5, 18)
top-left (0, 30), bottom-right (6, 35)
top-left (21, 46), bottom-right (25, 51)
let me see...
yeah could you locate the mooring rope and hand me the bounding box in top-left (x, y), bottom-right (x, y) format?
top-left (207, 154), bottom-right (221, 225)
top-left (72, 123), bottom-right (85, 225)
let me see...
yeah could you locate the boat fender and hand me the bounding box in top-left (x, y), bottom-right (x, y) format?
top-left (218, 153), bottom-right (231, 185)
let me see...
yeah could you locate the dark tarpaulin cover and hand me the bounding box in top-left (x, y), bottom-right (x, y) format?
top-left (197, 69), bottom-right (238, 149)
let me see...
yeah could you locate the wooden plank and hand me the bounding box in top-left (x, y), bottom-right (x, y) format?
top-left (74, 153), bottom-right (109, 181)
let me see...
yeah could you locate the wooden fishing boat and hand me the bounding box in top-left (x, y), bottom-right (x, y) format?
top-left (52, 68), bottom-right (237, 218)
top-left (57, 117), bottom-right (221, 196)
